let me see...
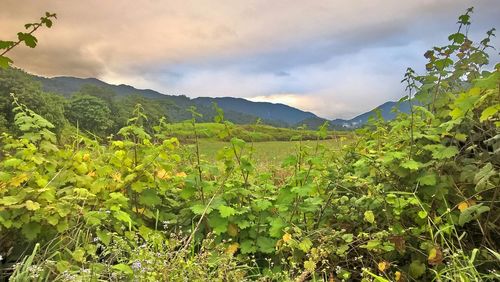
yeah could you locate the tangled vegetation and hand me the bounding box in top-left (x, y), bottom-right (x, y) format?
top-left (0, 7), bottom-right (499, 282)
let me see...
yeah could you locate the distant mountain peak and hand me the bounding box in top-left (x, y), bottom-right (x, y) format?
top-left (32, 74), bottom-right (409, 128)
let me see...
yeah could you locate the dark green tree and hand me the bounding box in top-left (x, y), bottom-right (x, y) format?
top-left (0, 68), bottom-right (67, 134)
top-left (65, 94), bottom-right (113, 135)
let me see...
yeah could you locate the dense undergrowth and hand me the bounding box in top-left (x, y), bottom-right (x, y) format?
top-left (0, 8), bottom-right (499, 282)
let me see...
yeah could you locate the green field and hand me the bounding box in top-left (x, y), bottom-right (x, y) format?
top-left (192, 138), bottom-right (346, 166)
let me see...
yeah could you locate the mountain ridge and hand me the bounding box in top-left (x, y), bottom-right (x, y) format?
top-left (33, 74), bottom-right (409, 128)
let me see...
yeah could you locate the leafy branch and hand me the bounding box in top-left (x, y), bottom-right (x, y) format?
top-left (0, 12), bottom-right (57, 68)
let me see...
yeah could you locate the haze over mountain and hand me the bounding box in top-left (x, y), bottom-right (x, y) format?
top-left (34, 74), bottom-right (409, 128)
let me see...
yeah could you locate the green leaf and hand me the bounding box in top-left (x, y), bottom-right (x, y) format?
top-left (3, 158), bottom-right (22, 168)
top-left (56, 260), bottom-right (71, 273)
top-left (113, 263), bottom-right (133, 275)
top-left (41, 17), bottom-right (53, 28)
top-left (459, 204), bottom-right (490, 226)
top-left (257, 237), bottom-right (275, 253)
top-left (236, 219), bottom-right (251, 229)
top-left (480, 105), bottom-right (499, 122)
top-left (230, 137), bottom-right (246, 149)
top-left (240, 240), bottom-right (257, 254)
top-left (96, 230), bottom-right (112, 245)
top-left (448, 32), bottom-right (465, 44)
top-left (409, 260), bottom-right (426, 278)
top-left (46, 215), bottom-right (59, 226)
top-left (361, 239), bottom-right (380, 250)
top-left (432, 146), bottom-right (459, 160)
top-left (0, 41), bottom-right (15, 49)
top-left (363, 269), bottom-right (390, 282)
top-left (269, 217), bottom-right (286, 238)
top-left (341, 233), bottom-right (354, 243)
top-left (364, 210), bottom-right (375, 224)
top-left (291, 184), bottom-right (314, 197)
top-left (72, 248), bottom-right (86, 262)
top-left (418, 173), bottom-right (437, 186)
top-left (208, 213), bottom-right (228, 234)
top-left (0, 195), bottom-right (24, 206)
top-left (304, 260), bottom-right (316, 272)
top-left (190, 204), bottom-right (213, 215)
top-left (0, 56), bottom-right (13, 69)
top-left (84, 211), bottom-right (107, 226)
top-left (253, 199), bottom-right (272, 212)
top-left (17, 32), bottom-right (38, 48)
top-left (418, 210), bottom-right (428, 219)
top-left (113, 210), bottom-right (132, 224)
top-left (401, 159), bottom-right (422, 170)
top-left (218, 205), bottom-right (236, 218)
top-left (474, 163), bottom-right (496, 192)
top-left (282, 155), bottom-right (297, 167)
top-left (25, 200), bottom-right (40, 211)
top-left (22, 221), bottom-right (41, 241)
top-left (298, 238), bottom-right (313, 252)
top-left (474, 72), bottom-right (500, 89)
top-left (139, 189), bottom-right (161, 206)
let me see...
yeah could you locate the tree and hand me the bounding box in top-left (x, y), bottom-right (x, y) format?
top-left (65, 94), bottom-right (113, 135)
top-left (0, 68), bottom-right (67, 134)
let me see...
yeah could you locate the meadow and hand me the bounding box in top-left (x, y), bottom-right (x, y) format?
top-left (194, 139), bottom-right (344, 165)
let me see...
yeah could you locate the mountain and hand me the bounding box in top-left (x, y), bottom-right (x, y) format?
top-left (33, 75), bottom-right (409, 128)
top-left (33, 76), bottom-right (318, 126)
top-left (193, 97), bottom-right (317, 125)
top-left (295, 101), bottom-right (411, 130)
top-left (330, 101), bottom-right (411, 127)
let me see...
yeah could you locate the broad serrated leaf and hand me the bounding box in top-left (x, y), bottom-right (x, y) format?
top-left (432, 146), bottom-right (458, 159)
top-left (401, 159), bottom-right (422, 170)
top-left (113, 210), bottom-right (132, 224)
top-left (190, 204), bottom-right (213, 215)
top-left (268, 217), bottom-right (286, 238)
top-left (298, 238), bottom-right (313, 252)
top-left (17, 32), bottom-right (38, 48)
top-left (418, 173), bottom-right (437, 186)
top-left (218, 205), bottom-right (236, 218)
top-left (253, 199), bottom-right (272, 211)
top-left (240, 240), bottom-right (257, 254)
top-left (208, 213), bottom-right (228, 234)
top-left (480, 105), bottom-right (499, 122)
top-left (139, 189), bottom-right (161, 206)
top-left (96, 230), bottom-right (112, 245)
top-left (257, 237), bottom-right (275, 253)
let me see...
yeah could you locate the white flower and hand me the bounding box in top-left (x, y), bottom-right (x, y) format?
top-left (0, 255), bottom-right (3, 261)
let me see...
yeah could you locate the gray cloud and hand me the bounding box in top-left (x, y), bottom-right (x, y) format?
top-left (1, 0), bottom-right (499, 118)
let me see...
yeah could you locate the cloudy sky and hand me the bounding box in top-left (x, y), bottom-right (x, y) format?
top-left (2, 1), bottom-right (499, 119)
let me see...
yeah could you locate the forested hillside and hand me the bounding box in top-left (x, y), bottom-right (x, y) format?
top-left (5, 70), bottom-right (408, 130)
top-left (0, 7), bottom-right (499, 282)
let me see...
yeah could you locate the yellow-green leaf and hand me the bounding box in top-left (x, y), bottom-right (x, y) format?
top-left (364, 210), bottom-right (375, 224)
top-left (25, 200), bottom-right (40, 211)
